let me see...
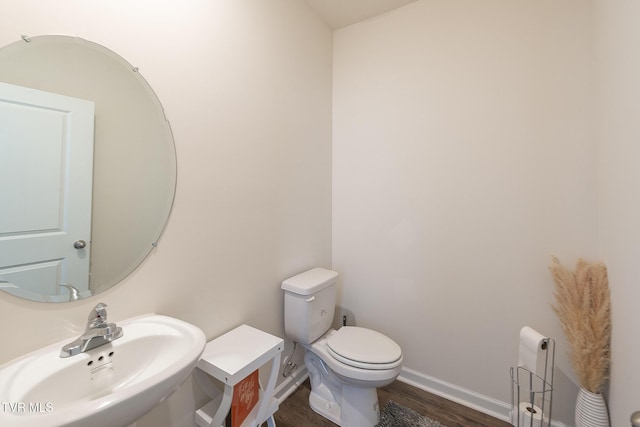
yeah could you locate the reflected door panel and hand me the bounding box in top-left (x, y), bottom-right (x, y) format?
top-left (0, 82), bottom-right (94, 298)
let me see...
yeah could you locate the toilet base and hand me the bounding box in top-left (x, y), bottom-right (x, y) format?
top-left (303, 333), bottom-right (398, 427)
top-left (308, 382), bottom-right (379, 427)
top-left (309, 389), bottom-right (342, 425)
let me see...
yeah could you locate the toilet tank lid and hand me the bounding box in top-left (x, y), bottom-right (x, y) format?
top-left (281, 268), bottom-right (338, 295)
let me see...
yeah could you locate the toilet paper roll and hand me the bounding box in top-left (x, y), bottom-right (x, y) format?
top-left (514, 402), bottom-right (543, 426)
top-left (518, 326), bottom-right (547, 377)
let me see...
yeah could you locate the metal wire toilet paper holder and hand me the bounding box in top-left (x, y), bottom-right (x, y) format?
top-left (510, 337), bottom-right (555, 427)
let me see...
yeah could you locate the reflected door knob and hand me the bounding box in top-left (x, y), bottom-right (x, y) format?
top-left (73, 240), bottom-right (87, 249)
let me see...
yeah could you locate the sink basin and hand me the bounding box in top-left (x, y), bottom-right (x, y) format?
top-left (0, 314), bottom-right (206, 427)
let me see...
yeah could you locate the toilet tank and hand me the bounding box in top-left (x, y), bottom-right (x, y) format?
top-left (281, 268), bottom-right (338, 344)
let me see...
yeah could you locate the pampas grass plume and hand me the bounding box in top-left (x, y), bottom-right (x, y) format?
top-left (549, 257), bottom-right (611, 393)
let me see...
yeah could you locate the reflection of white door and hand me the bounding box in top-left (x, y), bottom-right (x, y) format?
top-left (0, 82), bottom-right (94, 299)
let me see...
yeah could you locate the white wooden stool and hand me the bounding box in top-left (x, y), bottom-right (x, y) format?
top-left (194, 324), bottom-right (283, 427)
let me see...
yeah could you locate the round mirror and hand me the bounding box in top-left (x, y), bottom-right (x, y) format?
top-left (0, 35), bottom-right (176, 302)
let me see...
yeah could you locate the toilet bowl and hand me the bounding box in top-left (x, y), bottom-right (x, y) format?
top-left (304, 327), bottom-right (403, 426)
top-left (282, 268), bottom-right (403, 427)
top-left (311, 327), bottom-right (402, 385)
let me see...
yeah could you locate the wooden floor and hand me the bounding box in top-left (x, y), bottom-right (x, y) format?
top-left (269, 378), bottom-right (512, 427)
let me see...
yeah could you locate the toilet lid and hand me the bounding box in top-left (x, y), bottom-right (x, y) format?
top-left (327, 327), bottom-right (402, 370)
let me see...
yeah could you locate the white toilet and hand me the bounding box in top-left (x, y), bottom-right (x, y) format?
top-left (282, 268), bottom-right (403, 427)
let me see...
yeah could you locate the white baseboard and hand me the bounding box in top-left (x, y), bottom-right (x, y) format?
top-left (399, 367), bottom-right (511, 421)
top-left (398, 367), bottom-right (570, 427)
top-left (274, 366), bottom-right (309, 404)
top-left (274, 365), bottom-right (570, 427)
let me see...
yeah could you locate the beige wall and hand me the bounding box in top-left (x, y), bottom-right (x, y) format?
top-left (595, 1), bottom-right (640, 425)
top-left (0, 1), bottom-right (332, 426)
top-left (4, 1), bottom-right (640, 426)
top-left (333, 1), bottom-right (595, 424)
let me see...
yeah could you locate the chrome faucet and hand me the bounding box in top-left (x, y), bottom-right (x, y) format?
top-left (60, 303), bottom-right (123, 358)
top-left (59, 283), bottom-right (80, 301)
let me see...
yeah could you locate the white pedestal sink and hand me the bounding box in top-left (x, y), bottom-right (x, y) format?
top-left (0, 314), bottom-right (206, 427)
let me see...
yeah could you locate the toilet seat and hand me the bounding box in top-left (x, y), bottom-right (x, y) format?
top-left (307, 328), bottom-right (403, 384)
top-left (327, 327), bottom-right (402, 370)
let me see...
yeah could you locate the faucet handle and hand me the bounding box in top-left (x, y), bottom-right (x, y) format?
top-left (87, 303), bottom-right (109, 330)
